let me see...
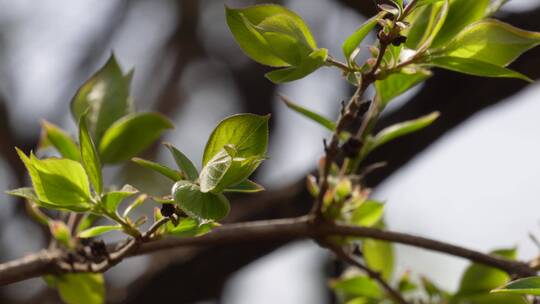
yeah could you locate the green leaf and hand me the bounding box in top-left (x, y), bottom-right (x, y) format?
top-left (164, 143), bottom-right (199, 181)
top-left (265, 48), bottom-right (328, 83)
top-left (16, 149), bottom-right (92, 212)
top-left (224, 179), bottom-right (264, 193)
top-left (486, 0), bottom-right (511, 17)
top-left (166, 218), bottom-right (217, 237)
top-left (71, 54), bottom-right (132, 144)
top-left (430, 56), bottom-right (532, 81)
top-left (172, 181), bottom-right (230, 221)
top-left (331, 276), bottom-right (383, 299)
top-left (122, 194), bottom-right (147, 218)
top-left (342, 13), bottom-right (382, 64)
top-left (430, 0), bottom-right (490, 48)
top-left (416, 0), bottom-right (445, 9)
top-left (363, 237), bottom-right (394, 281)
top-left (350, 200), bottom-right (384, 227)
top-left (78, 225), bottom-right (122, 238)
top-left (203, 113), bottom-right (269, 166)
top-left (375, 68), bottom-right (432, 105)
top-left (49, 221), bottom-right (73, 248)
top-left (39, 121), bottom-right (80, 161)
top-left (493, 277), bottom-right (540, 296)
top-left (280, 95), bottom-right (335, 131)
top-left (365, 112), bottom-right (439, 157)
top-left (99, 112), bottom-right (173, 164)
top-left (225, 4), bottom-right (316, 67)
top-left (132, 157), bottom-right (182, 181)
top-left (200, 146), bottom-right (264, 193)
top-left (458, 248), bottom-right (517, 296)
top-left (442, 19), bottom-right (540, 67)
top-left (79, 116), bottom-right (103, 194)
top-left (405, 0), bottom-right (448, 50)
top-left (46, 273), bottom-right (105, 304)
top-left (101, 185), bottom-right (138, 215)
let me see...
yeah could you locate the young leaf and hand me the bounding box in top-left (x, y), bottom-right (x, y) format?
top-left (430, 0), bottom-right (490, 48)
top-left (457, 248), bottom-right (516, 296)
top-left (363, 238), bottom-right (395, 281)
top-left (265, 48), bottom-right (328, 83)
top-left (122, 194), bottom-right (147, 218)
top-left (101, 185), bottom-right (138, 215)
top-left (172, 181), bottom-right (230, 221)
top-left (71, 55), bottom-right (132, 143)
top-left (405, 0), bottom-right (448, 50)
top-left (47, 273), bottom-right (105, 304)
top-left (78, 225), bottom-right (122, 238)
top-left (430, 56), bottom-right (532, 82)
top-left (416, 0), bottom-right (444, 9)
top-left (492, 277), bottom-right (540, 296)
top-left (16, 149), bottom-right (92, 212)
top-left (366, 112), bottom-right (439, 155)
top-left (342, 13), bottom-right (383, 64)
top-left (280, 95), bottom-right (335, 131)
top-left (166, 218), bottom-right (217, 237)
top-left (350, 200), bottom-right (384, 227)
top-left (79, 116), bottom-right (103, 194)
top-left (49, 221), bottom-right (73, 248)
top-left (225, 4), bottom-right (317, 67)
top-left (442, 19), bottom-right (540, 67)
top-left (132, 157), bottom-right (183, 181)
top-left (39, 121), bottom-right (80, 161)
top-left (164, 143), bottom-right (199, 181)
top-left (203, 114), bottom-right (269, 167)
top-left (99, 112), bottom-right (173, 164)
top-left (224, 179), bottom-right (264, 193)
top-left (331, 275), bottom-right (383, 299)
top-left (375, 69), bottom-right (432, 105)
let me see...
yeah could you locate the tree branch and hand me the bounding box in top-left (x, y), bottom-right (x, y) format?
top-left (0, 216), bottom-right (535, 286)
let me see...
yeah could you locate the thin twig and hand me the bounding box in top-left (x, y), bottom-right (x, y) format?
top-left (327, 242), bottom-right (409, 304)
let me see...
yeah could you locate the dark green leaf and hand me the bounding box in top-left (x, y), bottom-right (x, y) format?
top-left (99, 112), bottom-right (173, 164)
top-left (71, 55), bottom-right (132, 143)
top-left (132, 157), bottom-right (183, 181)
top-left (442, 19), bottom-right (540, 66)
top-left (16, 149), bottom-right (92, 212)
top-left (39, 120), bottom-right (80, 161)
top-left (172, 181), bottom-right (230, 221)
top-left (164, 143), bottom-right (199, 181)
top-left (79, 115), bottom-right (103, 194)
top-left (430, 56), bottom-right (532, 81)
top-left (224, 179), bottom-right (264, 193)
top-left (430, 0), bottom-right (490, 48)
top-left (492, 277), bottom-right (540, 296)
top-left (280, 95), bottom-right (335, 131)
top-left (203, 114), bottom-right (269, 166)
top-left (265, 48), bottom-right (328, 83)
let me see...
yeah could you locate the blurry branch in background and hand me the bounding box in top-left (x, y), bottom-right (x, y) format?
top-left (0, 215), bottom-right (535, 286)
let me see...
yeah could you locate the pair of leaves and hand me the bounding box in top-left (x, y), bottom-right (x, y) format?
top-left (226, 4), bottom-right (328, 83)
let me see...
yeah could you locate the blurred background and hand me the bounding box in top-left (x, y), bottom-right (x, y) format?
top-left (0, 0), bottom-right (539, 303)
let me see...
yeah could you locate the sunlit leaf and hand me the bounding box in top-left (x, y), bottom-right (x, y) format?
top-left (101, 185), bottom-right (138, 215)
top-left (342, 13), bottom-right (382, 64)
top-left (78, 225), bottom-right (122, 238)
top-left (265, 48), bottom-right (328, 83)
top-left (430, 56), bottom-right (531, 81)
top-left (46, 273), bottom-right (105, 304)
top-left (375, 68), bottom-right (432, 105)
top-left (224, 179), bottom-right (264, 193)
top-left (132, 157), bottom-right (183, 182)
top-left (493, 277), bottom-right (540, 296)
top-left (331, 275), bottom-right (383, 299)
top-left (79, 115), bottom-right (103, 194)
top-left (280, 95), bottom-right (335, 131)
top-left (350, 200), bottom-right (384, 227)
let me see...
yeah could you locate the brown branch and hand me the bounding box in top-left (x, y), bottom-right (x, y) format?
top-left (0, 216), bottom-right (535, 286)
